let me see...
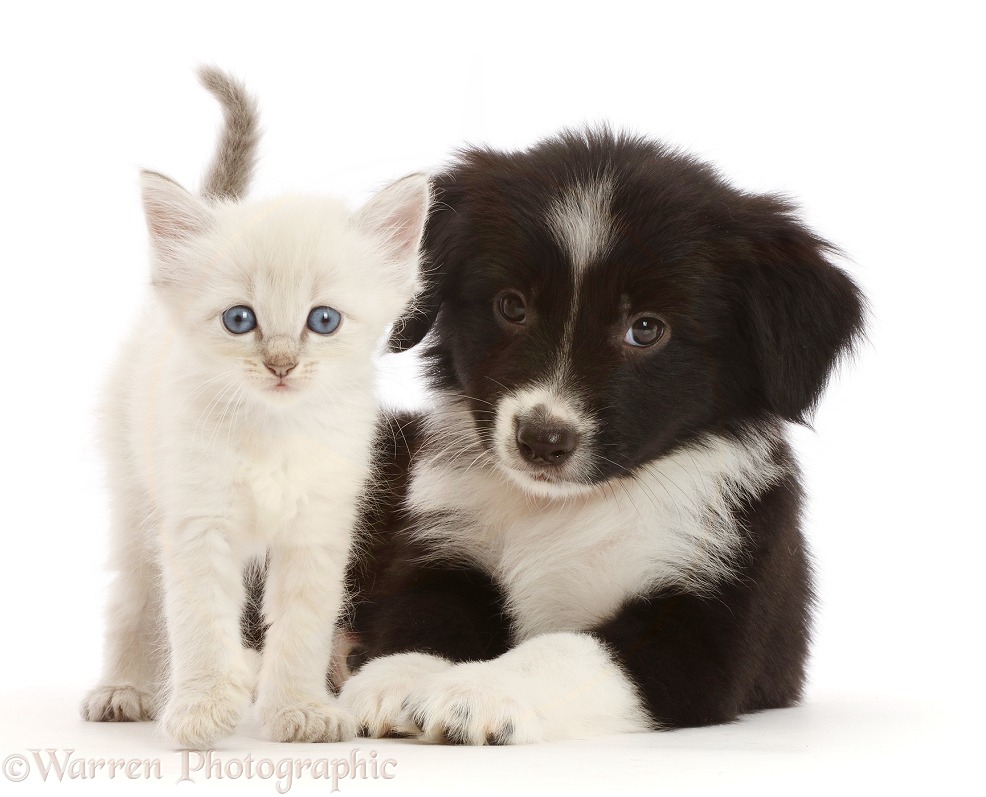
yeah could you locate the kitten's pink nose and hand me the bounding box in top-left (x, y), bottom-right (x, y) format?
top-left (265, 361), bottom-right (297, 379)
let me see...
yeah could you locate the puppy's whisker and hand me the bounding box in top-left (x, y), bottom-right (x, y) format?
top-left (458, 393), bottom-right (497, 408)
top-left (481, 376), bottom-right (512, 392)
top-left (591, 454), bottom-right (665, 516)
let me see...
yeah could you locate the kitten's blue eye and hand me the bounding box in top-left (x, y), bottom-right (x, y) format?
top-left (222, 305), bottom-right (257, 335)
top-left (307, 306), bottom-right (341, 335)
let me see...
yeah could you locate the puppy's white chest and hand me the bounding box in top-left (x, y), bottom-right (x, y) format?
top-left (492, 511), bottom-right (658, 641)
top-left (408, 427), bottom-right (777, 642)
top-left (410, 463), bottom-right (673, 641)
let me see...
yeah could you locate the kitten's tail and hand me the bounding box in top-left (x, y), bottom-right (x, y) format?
top-left (197, 66), bottom-right (260, 202)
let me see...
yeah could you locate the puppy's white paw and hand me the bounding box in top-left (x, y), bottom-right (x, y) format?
top-left (338, 652), bottom-right (452, 738)
top-left (81, 685), bottom-right (157, 722)
top-left (397, 661), bottom-right (543, 745)
top-left (260, 701), bottom-right (357, 743)
top-left (162, 678), bottom-right (251, 748)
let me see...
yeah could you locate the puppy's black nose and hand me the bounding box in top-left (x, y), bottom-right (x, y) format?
top-left (516, 420), bottom-right (578, 466)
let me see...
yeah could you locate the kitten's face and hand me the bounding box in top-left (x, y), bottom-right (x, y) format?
top-left (141, 173), bottom-right (430, 411)
top-left (180, 199), bottom-right (397, 408)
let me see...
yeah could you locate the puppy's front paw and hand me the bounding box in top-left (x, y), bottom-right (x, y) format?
top-left (260, 701), bottom-right (356, 743)
top-left (162, 678), bottom-right (251, 748)
top-left (398, 662), bottom-right (543, 745)
top-left (81, 685), bottom-right (156, 722)
top-left (338, 652), bottom-right (453, 738)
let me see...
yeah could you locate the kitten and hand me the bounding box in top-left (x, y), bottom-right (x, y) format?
top-left (80, 67), bottom-right (430, 747)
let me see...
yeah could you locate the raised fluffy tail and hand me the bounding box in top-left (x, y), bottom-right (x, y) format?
top-left (197, 66), bottom-right (260, 201)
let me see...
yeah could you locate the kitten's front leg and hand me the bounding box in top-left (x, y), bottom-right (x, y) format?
top-left (81, 490), bottom-right (168, 723)
top-left (256, 530), bottom-right (356, 743)
top-left (80, 559), bottom-right (167, 722)
top-left (159, 516), bottom-right (253, 748)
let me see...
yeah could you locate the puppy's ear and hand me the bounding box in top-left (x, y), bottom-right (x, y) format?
top-left (387, 187), bottom-right (454, 353)
top-left (738, 196), bottom-right (865, 423)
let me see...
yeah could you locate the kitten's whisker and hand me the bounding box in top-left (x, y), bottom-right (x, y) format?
top-left (176, 369), bottom-right (241, 415)
top-left (207, 381), bottom-right (242, 450)
top-left (192, 378), bottom-right (239, 442)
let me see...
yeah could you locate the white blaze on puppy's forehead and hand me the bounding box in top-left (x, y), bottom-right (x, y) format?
top-left (545, 176), bottom-right (615, 273)
top-left (543, 176), bottom-right (616, 385)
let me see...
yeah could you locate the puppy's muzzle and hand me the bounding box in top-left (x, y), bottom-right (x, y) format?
top-left (516, 418), bottom-right (579, 466)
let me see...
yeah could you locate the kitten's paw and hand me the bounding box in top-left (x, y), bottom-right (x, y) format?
top-left (397, 662), bottom-right (543, 745)
top-left (337, 652), bottom-right (453, 738)
top-left (260, 701), bottom-right (357, 743)
top-left (162, 679), bottom-right (251, 748)
top-left (80, 685), bottom-right (156, 722)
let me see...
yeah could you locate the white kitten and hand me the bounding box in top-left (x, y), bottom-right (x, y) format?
top-left (80, 68), bottom-right (430, 748)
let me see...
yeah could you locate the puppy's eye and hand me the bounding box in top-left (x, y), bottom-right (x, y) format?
top-left (496, 291), bottom-right (527, 325)
top-left (624, 316), bottom-right (668, 347)
top-left (307, 306), bottom-right (342, 335)
top-left (222, 305), bottom-right (257, 335)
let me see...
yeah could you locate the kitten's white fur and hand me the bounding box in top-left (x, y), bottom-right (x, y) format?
top-left (80, 134), bottom-right (429, 746)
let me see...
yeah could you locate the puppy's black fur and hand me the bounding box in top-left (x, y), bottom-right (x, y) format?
top-left (344, 129), bottom-right (864, 730)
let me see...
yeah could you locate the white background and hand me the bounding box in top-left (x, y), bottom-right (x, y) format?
top-left (0, 1), bottom-right (981, 794)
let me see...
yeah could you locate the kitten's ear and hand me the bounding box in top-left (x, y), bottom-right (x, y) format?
top-left (140, 170), bottom-right (212, 290)
top-left (141, 170), bottom-right (211, 241)
top-left (352, 173), bottom-right (431, 292)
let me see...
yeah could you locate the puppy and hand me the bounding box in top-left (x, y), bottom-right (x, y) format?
top-left (337, 129), bottom-right (865, 743)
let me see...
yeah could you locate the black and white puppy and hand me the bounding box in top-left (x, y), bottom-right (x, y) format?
top-left (336, 129), bottom-right (865, 744)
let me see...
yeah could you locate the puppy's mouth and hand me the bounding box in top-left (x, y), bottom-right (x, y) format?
top-left (495, 457), bottom-right (595, 499)
top-left (509, 463), bottom-right (564, 484)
